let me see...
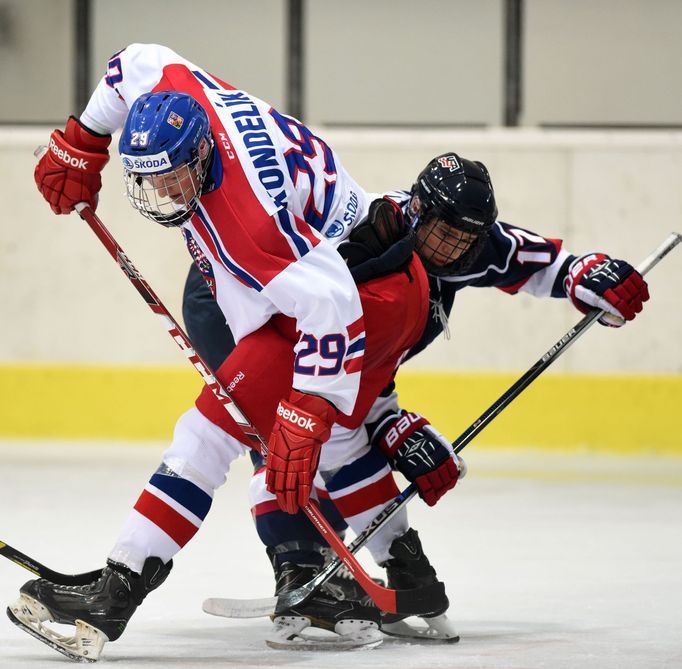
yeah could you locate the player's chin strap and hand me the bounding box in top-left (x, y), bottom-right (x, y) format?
top-left (203, 230), bottom-right (681, 619)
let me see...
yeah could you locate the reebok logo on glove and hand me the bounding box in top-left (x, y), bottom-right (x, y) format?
top-left (276, 404), bottom-right (317, 432)
top-left (49, 136), bottom-right (89, 170)
top-left (267, 392), bottom-right (336, 514)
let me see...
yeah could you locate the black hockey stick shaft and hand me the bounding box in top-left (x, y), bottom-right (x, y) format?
top-left (2, 184), bottom-right (430, 611)
top-left (284, 232), bottom-right (682, 610)
top-left (67, 204), bottom-right (433, 615)
top-left (4, 222), bottom-right (678, 600)
top-left (0, 541), bottom-right (102, 585)
top-left (450, 231), bottom-right (681, 454)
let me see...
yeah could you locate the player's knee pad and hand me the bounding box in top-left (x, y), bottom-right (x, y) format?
top-left (162, 407), bottom-right (247, 491)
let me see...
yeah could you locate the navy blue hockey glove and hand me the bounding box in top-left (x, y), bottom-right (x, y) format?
top-left (369, 411), bottom-right (465, 506)
top-left (564, 253), bottom-right (649, 327)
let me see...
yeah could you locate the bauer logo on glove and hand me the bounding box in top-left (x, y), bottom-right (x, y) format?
top-left (370, 410), bottom-right (463, 507)
top-left (383, 412), bottom-right (427, 450)
top-left (564, 253), bottom-right (649, 327)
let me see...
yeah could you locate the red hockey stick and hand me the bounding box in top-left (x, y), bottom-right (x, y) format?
top-left (71, 203), bottom-right (440, 616)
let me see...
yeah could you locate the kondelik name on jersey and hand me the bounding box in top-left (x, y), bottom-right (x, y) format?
top-left (212, 90), bottom-right (288, 211)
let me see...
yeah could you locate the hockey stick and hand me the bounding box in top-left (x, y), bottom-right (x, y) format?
top-left (6, 202), bottom-right (437, 616)
top-left (2, 201), bottom-right (677, 594)
top-left (3, 230), bottom-right (679, 601)
top-left (0, 541), bottom-right (102, 585)
top-left (202, 231), bottom-right (682, 618)
top-left (445, 231), bottom-right (681, 449)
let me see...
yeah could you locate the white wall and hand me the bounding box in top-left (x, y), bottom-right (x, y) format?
top-left (0, 0), bottom-right (73, 123)
top-left (524, 0), bottom-right (682, 126)
top-left (91, 0), bottom-right (287, 110)
top-left (306, 0), bottom-right (503, 126)
top-left (1, 127), bottom-right (680, 373)
top-left (3, 1), bottom-right (682, 127)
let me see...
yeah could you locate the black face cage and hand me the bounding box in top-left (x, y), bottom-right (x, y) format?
top-left (410, 195), bottom-right (491, 276)
top-left (415, 223), bottom-right (490, 277)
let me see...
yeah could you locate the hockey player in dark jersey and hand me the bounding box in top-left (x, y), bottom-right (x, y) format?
top-left (182, 151), bottom-right (649, 646)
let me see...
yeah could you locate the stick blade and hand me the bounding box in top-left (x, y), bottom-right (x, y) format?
top-left (202, 596), bottom-right (277, 619)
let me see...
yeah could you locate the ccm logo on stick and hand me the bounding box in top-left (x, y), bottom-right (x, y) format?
top-left (277, 404), bottom-right (316, 432)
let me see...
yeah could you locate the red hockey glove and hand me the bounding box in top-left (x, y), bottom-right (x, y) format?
top-left (564, 253), bottom-right (649, 327)
top-left (265, 390), bottom-right (337, 514)
top-left (35, 116), bottom-right (111, 215)
top-left (371, 411), bottom-right (465, 507)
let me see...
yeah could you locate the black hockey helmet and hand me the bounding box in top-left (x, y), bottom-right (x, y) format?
top-left (408, 152), bottom-right (497, 276)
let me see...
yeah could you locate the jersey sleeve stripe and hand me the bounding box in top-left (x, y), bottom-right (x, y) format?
top-left (194, 205), bottom-right (265, 291)
top-left (344, 317), bottom-right (365, 374)
top-left (347, 317), bottom-right (365, 341)
top-left (343, 358), bottom-right (363, 374)
top-left (275, 208), bottom-right (314, 258)
top-left (497, 276), bottom-right (529, 294)
top-left (191, 69), bottom-right (220, 90)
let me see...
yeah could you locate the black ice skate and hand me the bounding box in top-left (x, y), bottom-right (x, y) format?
top-left (267, 561), bottom-right (383, 650)
top-left (7, 556), bottom-right (172, 662)
top-left (318, 545), bottom-right (386, 604)
top-left (380, 528), bottom-right (459, 642)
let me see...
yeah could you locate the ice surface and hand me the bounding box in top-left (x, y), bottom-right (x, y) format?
top-left (1, 441), bottom-right (681, 669)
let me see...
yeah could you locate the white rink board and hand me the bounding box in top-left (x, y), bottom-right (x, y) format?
top-left (1, 441), bottom-right (681, 668)
top-left (0, 127), bottom-right (680, 372)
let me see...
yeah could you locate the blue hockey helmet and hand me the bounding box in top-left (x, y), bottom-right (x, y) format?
top-left (119, 91), bottom-right (214, 227)
top-left (408, 152), bottom-right (497, 276)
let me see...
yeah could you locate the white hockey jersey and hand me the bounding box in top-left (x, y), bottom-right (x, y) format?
top-left (80, 43), bottom-right (371, 415)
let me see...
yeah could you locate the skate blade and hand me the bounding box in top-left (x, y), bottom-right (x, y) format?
top-left (382, 614), bottom-right (460, 643)
top-left (266, 615), bottom-right (383, 651)
top-left (7, 593), bottom-right (107, 662)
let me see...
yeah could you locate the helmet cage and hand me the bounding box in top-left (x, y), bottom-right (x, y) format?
top-left (119, 91), bottom-right (213, 227)
top-left (123, 147), bottom-right (211, 228)
top-left (413, 212), bottom-right (490, 276)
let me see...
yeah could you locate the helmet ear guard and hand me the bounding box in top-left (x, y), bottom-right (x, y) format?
top-left (409, 152), bottom-right (497, 276)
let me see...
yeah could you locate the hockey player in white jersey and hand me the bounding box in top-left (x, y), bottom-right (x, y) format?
top-left (9, 43), bottom-right (467, 660)
top-left (182, 151), bottom-right (650, 644)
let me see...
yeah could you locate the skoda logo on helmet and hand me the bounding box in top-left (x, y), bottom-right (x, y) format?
top-left (121, 156), bottom-right (134, 170)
